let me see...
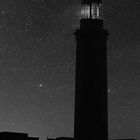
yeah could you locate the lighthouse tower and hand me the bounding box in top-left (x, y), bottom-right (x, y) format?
top-left (74, 0), bottom-right (109, 140)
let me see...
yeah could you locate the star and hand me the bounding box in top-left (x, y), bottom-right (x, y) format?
top-left (117, 125), bottom-right (122, 130)
top-left (39, 83), bottom-right (43, 87)
top-left (1, 10), bottom-right (5, 15)
top-left (108, 89), bottom-right (111, 93)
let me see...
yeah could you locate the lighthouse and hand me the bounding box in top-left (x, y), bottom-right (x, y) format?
top-left (74, 0), bottom-right (109, 140)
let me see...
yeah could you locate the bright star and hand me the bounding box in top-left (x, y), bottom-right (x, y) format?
top-left (39, 83), bottom-right (43, 87)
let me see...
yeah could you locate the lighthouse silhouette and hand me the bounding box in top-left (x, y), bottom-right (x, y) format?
top-left (74, 0), bottom-right (109, 140)
top-left (47, 0), bottom-right (109, 140)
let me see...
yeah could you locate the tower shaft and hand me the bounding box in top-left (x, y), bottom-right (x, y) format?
top-left (74, 18), bottom-right (109, 140)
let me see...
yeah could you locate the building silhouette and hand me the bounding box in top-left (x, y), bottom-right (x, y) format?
top-left (47, 137), bottom-right (73, 140)
top-left (111, 139), bottom-right (136, 140)
top-left (0, 132), bottom-right (39, 140)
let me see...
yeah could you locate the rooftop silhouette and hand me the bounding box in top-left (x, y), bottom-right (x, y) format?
top-left (47, 137), bottom-right (74, 140)
top-left (111, 139), bottom-right (136, 140)
top-left (0, 132), bottom-right (39, 140)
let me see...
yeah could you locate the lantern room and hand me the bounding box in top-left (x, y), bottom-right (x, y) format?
top-left (80, 0), bottom-right (102, 19)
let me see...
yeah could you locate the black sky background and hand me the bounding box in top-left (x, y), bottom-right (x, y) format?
top-left (0, 0), bottom-right (140, 140)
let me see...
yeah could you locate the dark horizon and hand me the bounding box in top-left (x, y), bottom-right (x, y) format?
top-left (0, 131), bottom-right (137, 140)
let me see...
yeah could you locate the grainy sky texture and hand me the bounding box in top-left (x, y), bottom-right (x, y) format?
top-left (0, 0), bottom-right (140, 140)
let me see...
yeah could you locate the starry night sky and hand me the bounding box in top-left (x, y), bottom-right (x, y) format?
top-left (0, 0), bottom-right (140, 140)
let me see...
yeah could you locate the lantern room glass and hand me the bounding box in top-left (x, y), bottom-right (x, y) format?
top-left (80, 3), bottom-right (102, 19)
